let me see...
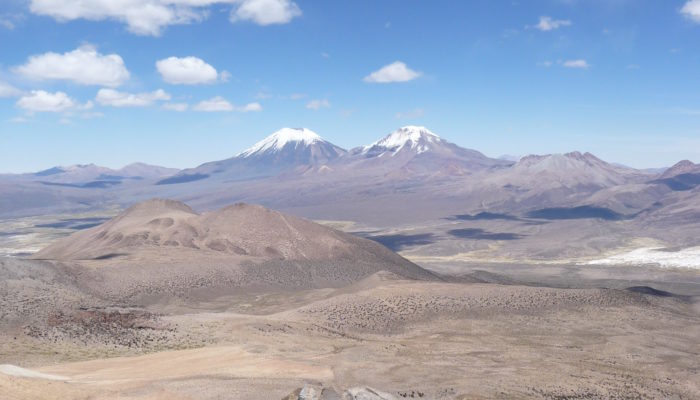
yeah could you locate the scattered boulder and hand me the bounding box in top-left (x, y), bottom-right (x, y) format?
top-left (284, 385), bottom-right (395, 400)
top-left (345, 387), bottom-right (396, 400)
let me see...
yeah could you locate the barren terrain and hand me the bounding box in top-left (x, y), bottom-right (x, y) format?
top-left (1, 259), bottom-right (699, 399)
top-left (1, 201), bottom-right (699, 399)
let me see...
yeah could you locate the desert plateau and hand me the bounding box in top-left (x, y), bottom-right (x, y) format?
top-left (2, 1), bottom-right (700, 399)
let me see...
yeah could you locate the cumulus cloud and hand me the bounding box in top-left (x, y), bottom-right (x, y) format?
top-left (96, 88), bottom-right (170, 107)
top-left (533, 16), bottom-right (572, 31)
top-left (29, 0), bottom-right (301, 36)
top-left (363, 61), bottom-right (422, 83)
top-left (156, 56), bottom-right (219, 85)
top-left (306, 99), bottom-right (330, 110)
top-left (193, 96), bottom-right (233, 112)
top-left (682, 0), bottom-right (700, 23)
top-left (237, 102), bottom-right (262, 112)
top-left (231, 0), bottom-right (301, 25)
top-left (162, 102), bottom-right (189, 112)
top-left (193, 96), bottom-right (261, 112)
top-left (562, 59), bottom-right (590, 69)
top-left (0, 81), bottom-right (22, 98)
top-left (14, 45), bottom-right (129, 87)
top-left (17, 90), bottom-right (77, 112)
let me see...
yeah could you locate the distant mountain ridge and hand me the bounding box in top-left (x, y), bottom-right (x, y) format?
top-left (660, 160), bottom-right (700, 179)
top-left (158, 127), bottom-right (347, 185)
top-left (504, 151), bottom-right (648, 188)
top-left (8, 163), bottom-right (179, 184)
top-left (359, 126), bottom-right (444, 156)
top-left (340, 126), bottom-right (511, 178)
top-left (1, 125), bottom-right (697, 231)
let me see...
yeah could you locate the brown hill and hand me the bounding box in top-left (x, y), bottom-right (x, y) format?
top-left (32, 200), bottom-right (435, 299)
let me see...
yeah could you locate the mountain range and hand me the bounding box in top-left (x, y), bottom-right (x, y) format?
top-left (2, 126), bottom-right (700, 237)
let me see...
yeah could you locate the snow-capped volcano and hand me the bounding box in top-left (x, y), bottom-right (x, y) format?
top-left (361, 126), bottom-right (443, 156)
top-left (158, 128), bottom-right (346, 184)
top-left (236, 127), bottom-right (346, 164)
top-left (239, 128), bottom-right (325, 157)
top-left (344, 126), bottom-right (511, 178)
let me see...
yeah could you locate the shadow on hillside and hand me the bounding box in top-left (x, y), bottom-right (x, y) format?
top-left (526, 206), bottom-right (624, 221)
top-left (450, 212), bottom-right (520, 221)
top-left (35, 217), bottom-right (110, 230)
top-left (447, 228), bottom-right (524, 241)
top-left (368, 233), bottom-right (437, 251)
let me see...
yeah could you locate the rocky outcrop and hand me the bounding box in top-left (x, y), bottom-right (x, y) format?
top-left (283, 384), bottom-right (396, 400)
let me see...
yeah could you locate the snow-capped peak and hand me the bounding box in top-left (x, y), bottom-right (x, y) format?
top-left (239, 128), bottom-right (323, 157)
top-left (363, 126), bottom-right (442, 155)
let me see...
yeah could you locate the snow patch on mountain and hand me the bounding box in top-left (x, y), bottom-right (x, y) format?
top-left (586, 247), bottom-right (700, 269)
top-left (239, 128), bottom-right (323, 157)
top-left (362, 126), bottom-right (442, 155)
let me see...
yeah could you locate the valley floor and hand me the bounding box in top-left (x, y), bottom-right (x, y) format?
top-left (2, 269), bottom-right (699, 399)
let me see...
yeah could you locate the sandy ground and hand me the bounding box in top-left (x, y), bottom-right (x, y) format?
top-left (1, 271), bottom-right (699, 399)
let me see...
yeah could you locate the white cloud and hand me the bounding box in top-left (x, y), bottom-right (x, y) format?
top-left (533, 16), bottom-right (571, 31)
top-left (0, 13), bottom-right (24, 30)
top-left (194, 96), bottom-right (233, 112)
top-left (537, 61), bottom-right (553, 67)
top-left (230, 0), bottom-right (301, 25)
top-left (162, 102), bottom-right (189, 112)
top-left (682, 0), bottom-right (700, 23)
top-left (363, 61), bottom-right (422, 83)
top-left (156, 56), bottom-right (219, 85)
top-left (237, 102), bottom-right (262, 112)
top-left (395, 108), bottom-right (425, 119)
top-left (17, 90), bottom-right (77, 112)
top-left (306, 99), bottom-right (330, 110)
top-left (193, 96), bottom-right (261, 112)
top-left (30, 0), bottom-right (208, 36)
top-left (15, 45), bottom-right (129, 87)
top-left (29, 0), bottom-right (301, 36)
top-left (0, 81), bottom-right (22, 98)
top-left (562, 59), bottom-right (590, 69)
top-left (96, 88), bottom-right (170, 107)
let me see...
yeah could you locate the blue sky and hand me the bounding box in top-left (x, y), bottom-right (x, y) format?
top-left (1, 0), bottom-right (699, 172)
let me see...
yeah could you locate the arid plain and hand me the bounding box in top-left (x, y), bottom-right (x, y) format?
top-left (1, 199), bottom-right (699, 399)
